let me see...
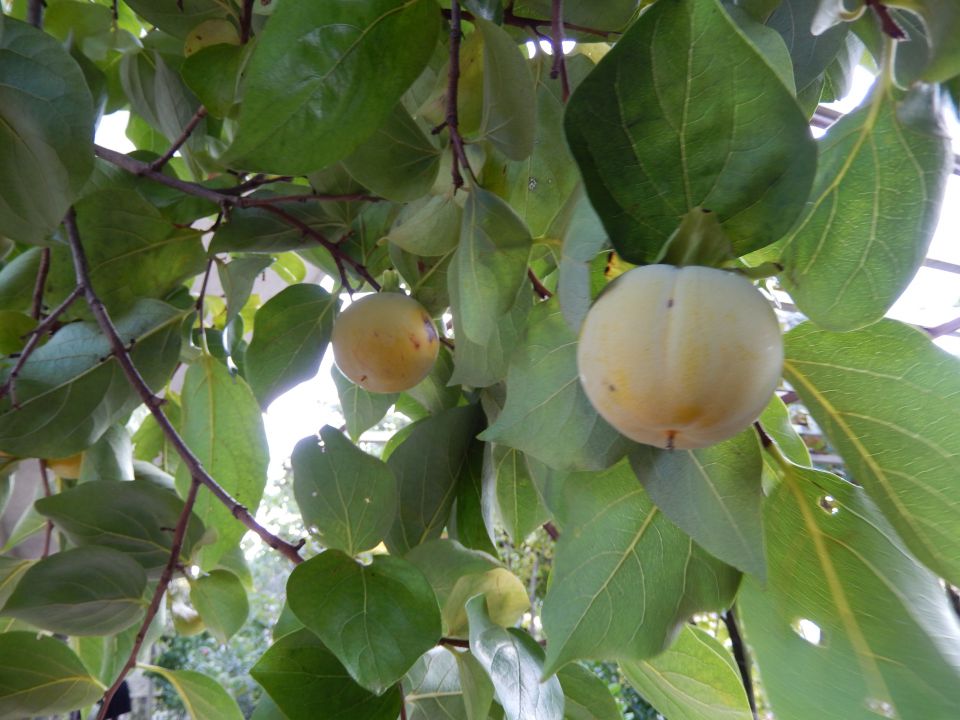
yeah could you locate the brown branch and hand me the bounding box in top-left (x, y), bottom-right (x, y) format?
top-left (925, 315), bottom-right (960, 339)
top-left (30, 248), bottom-right (51, 320)
top-left (40, 460), bottom-right (53, 559)
top-left (195, 257), bottom-right (215, 314)
top-left (64, 207), bottom-right (305, 565)
top-left (27, 0), bottom-right (43, 28)
top-left (399, 683), bottom-right (408, 720)
top-left (445, 1), bottom-right (473, 191)
top-left (543, 521), bottom-right (559, 540)
top-left (258, 204), bottom-right (382, 292)
top-left (443, 7), bottom-right (613, 38)
top-left (439, 637), bottom-right (471, 648)
top-left (240, 0), bottom-right (256, 44)
top-left (865, 0), bottom-right (906, 39)
top-left (549, 0), bottom-right (570, 102)
top-left (722, 608), bottom-right (759, 720)
top-left (753, 421), bottom-right (774, 449)
top-left (528, 268), bottom-right (553, 299)
top-left (96, 478), bottom-right (201, 720)
top-left (220, 174), bottom-right (294, 195)
top-left (0, 286), bottom-right (83, 407)
top-left (241, 192), bottom-right (383, 206)
top-left (778, 390), bottom-right (799, 405)
top-left (95, 145), bottom-right (226, 205)
top-left (149, 106), bottom-right (208, 172)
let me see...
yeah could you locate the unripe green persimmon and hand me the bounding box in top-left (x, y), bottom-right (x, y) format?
top-left (331, 293), bottom-right (440, 393)
top-left (577, 264), bottom-right (783, 450)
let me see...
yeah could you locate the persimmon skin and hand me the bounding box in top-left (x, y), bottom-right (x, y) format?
top-left (577, 264), bottom-right (783, 450)
top-left (332, 293), bottom-right (440, 393)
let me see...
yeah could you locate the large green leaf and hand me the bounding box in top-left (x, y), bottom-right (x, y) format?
top-left (564, 0), bottom-right (816, 263)
top-left (450, 290), bottom-right (530, 388)
top-left (343, 103), bottom-right (441, 202)
top-left (404, 647), bottom-right (474, 720)
top-left (739, 464), bottom-right (960, 719)
top-left (556, 663), bottom-right (621, 720)
top-left (0, 16), bottom-right (94, 244)
top-left (288, 550), bottom-right (441, 694)
top-left (245, 283), bottom-right (338, 408)
top-left (44, 189), bottom-right (205, 319)
top-left (0, 300), bottom-right (184, 458)
top-left (228, 0), bottom-right (441, 173)
top-left (123, 0), bottom-right (227, 39)
top-left (406, 539), bottom-right (529, 638)
top-left (781, 84), bottom-right (951, 330)
top-left (514, 0), bottom-right (638, 32)
top-left (481, 301), bottom-right (631, 471)
top-left (218, 255), bottom-right (273, 327)
top-left (332, 366), bottom-right (397, 441)
top-left (0, 556), bottom-right (31, 608)
top-left (175, 354), bottom-right (269, 569)
top-left (784, 320), bottom-right (960, 587)
top-left (467, 595), bottom-right (564, 720)
top-left (453, 188), bottom-right (532, 344)
top-left (486, 445), bottom-right (550, 544)
top-left (557, 193), bottom-right (607, 333)
top-left (252, 629), bottom-right (403, 720)
top-left (475, 17), bottom-right (536, 160)
top-left (35, 479), bottom-right (206, 571)
top-left (292, 426), bottom-right (397, 556)
top-left (0, 632), bottom-right (104, 717)
top-left (189, 569), bottom-right (250, 645)
top-left (0, 247), bottom-right (41, 312)
top-left (389, 194), bottom-right (462, 258)
top-left (1, 546), bottom-right (146, 636)
top-left (385, 405), bottom-right (483, 554)
top-left (630, 428), bottom-right (766, 579)
top-left (541, 459), bottom-right (741, 674)
top-left (143, 665), bottom-right (244, 720)
top-left (620, 625), bottom-right (752, 720)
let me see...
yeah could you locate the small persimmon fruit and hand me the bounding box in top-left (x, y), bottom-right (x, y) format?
top-left (331, 293), bottom-right (439, 393)
top-left (577, 264), bottom-right (783, 450)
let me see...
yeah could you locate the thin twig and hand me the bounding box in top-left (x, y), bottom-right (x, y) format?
top-left (443, 7), bottom-right (613, 38)
top-left (753, 421), bottom-right (774, 449)
top-left (27, 0), bottom-right (43, 27)
top-left (240, 0), bottom-right (256, 44)
top-left (220, 174), bottom-right (294, 195)
top-left (543, 521), bottom-right (559, 540)
top-left (0, 286), bottom-right (84, 406)
top-left (64, 208), bottom-right (305, 565)
top-left (30, 248), bottom-right (51, 320)
top-left (778, 390), bottom-right (799, 405)
top-left (241, 192), bottom-right (383, 206)
top-left (446, 1), bottom-right (473, 190)
top-left (865, 0), bottom-right (906, 39)
top-left (95, 145), bottom-right (226, 204)
top-left (195, 258), bottom-right (215, 313)
top-left (925, 315), bottom-right (960, 339)
top-left (722, 608), bottom-right (760, 720)
top-left (96, 479), bottom-right (201, 720)
top-left (549, 0), bottom-right (570, 102)
top-left (149, 106), bottom-right (208, 172)
top-left (528, 268), bottom-right (553, 299)
top-left (40, 460), bottom-right (53, 559)
top-left (440, 637), bottom-right (471, 648)
top-left (399, 683), bottom-right (408, 720)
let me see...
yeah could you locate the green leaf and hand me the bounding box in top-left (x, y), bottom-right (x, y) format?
top-left (453, 188), bottom-right (532, 344)
top-left (389, 194), bottom-right (463, 257)
top-left (143, 665), bottom-right (244, 720)
top-left (405, 346), bottom-right (461, 416)
top-left (1, 546), bottom-right (146, 636)
top-left (406, 539), bottom-right (528, 638)
top-left (175, 354), bottom-right (269, 569)
top-left (133, 396), bottom-right (182, 476)
top-left (556, 664), bottom-right (621, 720)
top-left (292, 426), bottom-right (397, 556)
top-left (556, 194), bottom-right (607, 333)
top-left (0, 632), bottom-right (104, 717)
top-left (0, 300), bottom-right (184, 458)
top-left (487, 445), bottom-right (550, 544)
top-left (620, 625), bottom-right (752, 720)
top-left (218, 255), bottom-right (273, 327)
top-left (563, 0), bottom-right (816, 263)
top-left (481, 301), bottom-right (631, 471)
top-left (0, 16), bottom-right (94, 244)
top-left (251, 628), bottom-right (402, 720)
top-left (452, 440), bottom-right (500, 557)
top-left (475, 17), bottom-right (536, 160)
top-left (0, 556), bottom-right (32, 608)
top-left (123, 0), bottom-right (227, 39)
top-left (246, 283), bottom-right (338, 409)
top-left (893, 0), bottom-right (960, 82)
top-left (738, 465), bottom-right (960, 719)
top-left (0, 310), bottom-right (34, 354)
top-left (0, 247), bottom-right (41, 311)
top-left (189, 569), bottom-right (250, 644)
top-left (210, 204), bottom-right (343, 255)
top-left (288, 550), bottom-right (441, 693)
top-left (181, 43), bottom-right (246, 118)
top-left (630, 428), bottom-right (766, 579)
top-left (228, 0), bottom-right (441, 173)
top-left (79, 423), bottom-right (135, 483)
top-left (783, 320), bottom-right (960, 587)
top-left (332, 366), bottom-right (397, 441)
top-left (513, 0), bottom-right (637, 32)
top-left (541, 459), bottom-right (741, 674)
top-left (404, 647), bottom-right (473, 720)
top-left (467, 595), bottom-right (565, 720)
top-left (385, 405), bottom-right (483, 554)
top-left (343, 103), bottom-right (441, 201)
top-left (450, 290), bottom-right (529, 388)
top-left (35, 479), bottom-right (206, 571)
top-left (724, 5), bottom-right (796, 95)
top-left (781, 84), bottom-right (952, 330)
top-left (45, 189), bottom-right (206, 319)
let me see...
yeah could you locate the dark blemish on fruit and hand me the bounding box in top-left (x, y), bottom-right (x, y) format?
top-left (410, 333), bottom-right (421, 350)
top-left (608, 384), bottom-right (616, 392)
top-left (360, 375), bottom-right (368, 382)
top-left (666, 298), bottom-right (674, 308)
top-left (665, 431), bottom-right (677, 451)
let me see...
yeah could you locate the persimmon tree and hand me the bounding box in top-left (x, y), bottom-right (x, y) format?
top-left (1, 0), bottom-right (959, 719)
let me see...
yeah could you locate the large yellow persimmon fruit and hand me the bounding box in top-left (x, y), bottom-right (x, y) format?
top-left (331, 293), bottom-right (440, 393)
top-left (577, 264), bottom-right (783, 450)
